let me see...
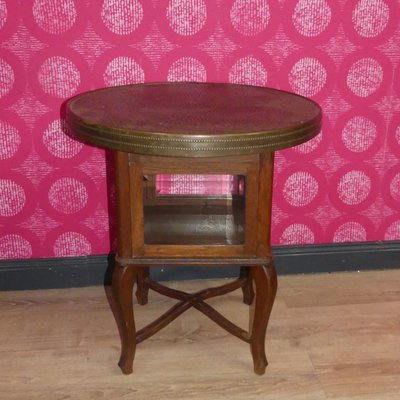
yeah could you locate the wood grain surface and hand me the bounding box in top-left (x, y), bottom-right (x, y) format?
top-left (1, 270), bottom-right (399, 400)
top-left (66, 83), bottom-right (321, 157)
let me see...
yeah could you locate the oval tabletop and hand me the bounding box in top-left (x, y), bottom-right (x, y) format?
top-left (66, 82), bottom-right (322, 158)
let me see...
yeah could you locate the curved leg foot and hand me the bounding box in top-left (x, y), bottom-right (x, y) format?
top-left (112, 263), bottom-right (137, 374)
top-left (240, 266), bottom-right (255, 305)
top-left (249, 261), bottom-right (277, 375)
top-left (136, 267), bottom-right (150, 305)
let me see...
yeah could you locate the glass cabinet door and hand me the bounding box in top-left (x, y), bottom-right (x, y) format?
top-left (143, 174), bottom-right (246, 246)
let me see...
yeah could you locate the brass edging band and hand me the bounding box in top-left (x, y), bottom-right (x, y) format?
top-left (71, 118), bottom-right (319, 144)
top-left (69, 118), bottom-right (321, 157)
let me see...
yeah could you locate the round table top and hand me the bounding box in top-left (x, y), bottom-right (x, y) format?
top-left (66, 82), bottom-right (322, 157)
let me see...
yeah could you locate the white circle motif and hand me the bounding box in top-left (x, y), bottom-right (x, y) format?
top-left (38, 57), bottom-right (80, 98)
top-left (32, 0), bottom-right (77, 34)
top-left (289, 57), bottom-right (327, 97)
top-left (337, 170), bottom-right (371, 205)
top-left (0, 58), bottom-right (14, 98)
top-left (229, 56), bottom-right (267, 86)
top-left (389, 173), bottom-right (400, 203)
top-left (341, 116), bottom-right (377, 153)
top-left (333, 222), bottom-right (367, 242)
top-left (170, 175), bottom-right (205, 195)
top-left (280, 223), bottom-right (315, 244)
top-left (103, 57), bottom-right (145, 86)
top-left (283, 171), bottom-right (319, 207)
top-left (293, 131), bottom-right (322, 153)
top-left (0, 235), bottom-right (32, 258)
top-left (352, 0), bottom-right (390, 38)
top-left (101, 0), bottom-right (143, 35)
top-left (395, 125), bottom-right (400, 146)
top-left (384, 220), bottom-right (400, 240)
top-left (167, 57), bottom-right (207, 82)
top-left (43, 119), bottom-right (83, 159)
top-left (346, 58), bottom-right (383, 98)
top-left (167, 0), bottom-right (207, 36)
top-left (53, 231), bottom-right (91, 256)
top-left (0, 121), bottom-right (21, 160)
top-left (230, 0), bottom-right (270, 36)
top-left (0, 179), bottom-right (26, 217)
top-left (48, 177), bottom-right (88, 214)
top-left (292, 0), bottom-right (332, 37)
top-left (0, 0), bottom-right (7, 30)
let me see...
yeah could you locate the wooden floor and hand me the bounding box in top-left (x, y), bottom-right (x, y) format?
top-left (0, 270), bottom-right (399, 400)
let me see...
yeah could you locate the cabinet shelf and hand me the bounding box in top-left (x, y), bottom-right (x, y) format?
top-left (144, 204), bottom-right (245, 245)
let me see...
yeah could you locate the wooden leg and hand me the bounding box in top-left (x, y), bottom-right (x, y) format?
top-left (136, 267), bottom-right (150, 305)
top-left (112, 263), bottom-right (137, 375)
top-left (240, 266), bottom-right (255, 305)
top-left (249, 261), bottom-right (277, 375)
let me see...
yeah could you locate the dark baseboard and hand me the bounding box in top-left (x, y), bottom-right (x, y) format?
top-left (0, 241), bottom-right (399, 291)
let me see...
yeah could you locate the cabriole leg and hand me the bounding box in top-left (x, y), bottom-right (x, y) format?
top-left (249, 261), bottom-right (277, 375)
top-left (112, 263), bottom-right (137, 374)
top-left (240, 266), bottom-right (255, 305)
top-left (136, 266), bottom-right (150, 305)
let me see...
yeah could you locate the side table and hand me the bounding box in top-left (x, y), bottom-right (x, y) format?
top-left (66, 83), bottom-right (321, 375)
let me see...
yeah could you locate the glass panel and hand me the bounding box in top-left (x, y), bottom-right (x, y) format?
top-left (143, 174), bottom-right (245, 245)
top-left (155, 174), bottom-right (245, 197)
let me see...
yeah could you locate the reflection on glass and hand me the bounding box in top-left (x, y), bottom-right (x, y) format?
top-left (143, 174), bottom-right (245, 245)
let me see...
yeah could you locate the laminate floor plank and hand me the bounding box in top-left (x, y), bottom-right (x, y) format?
top-left (1, 270), bottom-right (399, 400)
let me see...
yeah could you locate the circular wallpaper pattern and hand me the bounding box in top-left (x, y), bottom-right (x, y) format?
top-left (0, 0), bottom-right (399, 258)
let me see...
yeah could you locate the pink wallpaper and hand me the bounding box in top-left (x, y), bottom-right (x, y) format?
top-left (1, 0), bottom-right (399, 260)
